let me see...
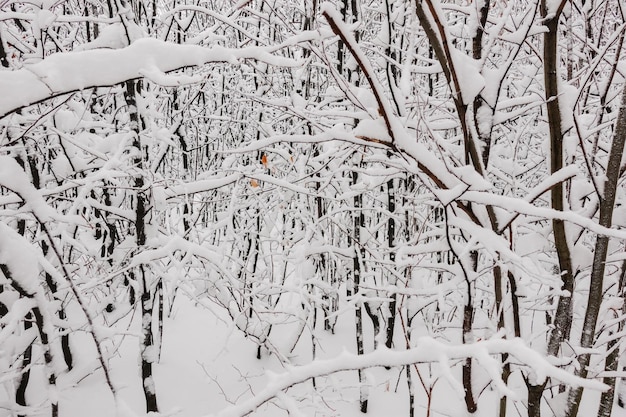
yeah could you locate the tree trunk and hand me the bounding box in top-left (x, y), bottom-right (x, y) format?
top-left (16, 313), bottom-right (33, 417)
top-left (542, 1), bottom-right (575, 362)
top-left (386, 174), bottom-right (397, 350)
top-left (353, 168), bottom-right (368, 413)
top-left (124, 78), bottom-right (159, 413)
top-left (567, 75), bottom-right (626, 417)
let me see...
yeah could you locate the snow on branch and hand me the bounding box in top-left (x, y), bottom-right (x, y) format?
top-left (210, 337), bottom-right (606, 417)
top-left (0, 38), bottom-right (298, 119)
top-left (164, 174), bottom-right (242, 199)
top-left (321, 4), bottom-right (397, 142)
top-left (461, 190), bottom-right (626, 240)
top-left (0, 156), bottom-right (77, 224)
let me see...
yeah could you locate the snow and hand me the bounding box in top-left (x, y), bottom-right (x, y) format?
top-left (544, 0), bottom-right (562, 18)
top-left (0, 297), bottom-right (36, 345)
top-left (54, 109), bottom-right (80, 132)
top-left (36, 9), bottom-right (57, 30)
top-left (559, 79), bottom-right (578, 133)
top-left (463, 189), bottom-right (626, 239)
top-left (47, 294), bottom-right (598, 417)
top-left (74, 22), bottom-right (144, 51)
top-left (0, 156), bottom-right (60, 222)
top-left (0, 2), bottom-right (624, 416)
top-left (353, 118), bottom-right (391, 142)
top-left (449, 49), bottom-right (485, 105)
top-left (205, 335), bottom-right (605, 417)
top-left (0, 39), bottom-right (297, 118)
top-left (451, 165), bottom-right (492, 191)
top-left (321, 3), bottom-right (400, 131)
top-left (166, 174), bottom-right (241, 198)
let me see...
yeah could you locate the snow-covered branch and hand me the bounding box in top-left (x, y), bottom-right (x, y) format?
top-left (211, 337), bottom-right (606, 417)
top-left (0, 38), bottom-right (297, 119)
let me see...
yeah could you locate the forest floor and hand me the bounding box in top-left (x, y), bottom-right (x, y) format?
top-left (2, 294), bottom-right (625, 417)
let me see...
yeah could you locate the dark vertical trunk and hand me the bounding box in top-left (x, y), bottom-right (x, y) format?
top-left (493, 265), bottom-right (508, 417)
top-left (542, 3), bottom-right (575, 361)
top-left (403, 175), bottom-right (416, 417)
top-left (0, 30), bottom-right (9, 68)
top-left (313, 146), bottom-right (332, 330)
top-left (382, 0), bottom-right (399, 349)
top-left (19, 146), bottom-right (75, 373)
top-left (140, 266), bottom-right (158, 412)
top-left (462, 301), bottom-right (477, 413)
top-left (364, 302), bottom-right (380, 349)
top-left (599, 260), bottom-right (626, 417)
top-left (250, 212), bottom-right (261, 321)
top-left (32, 307), bottom-right (58, 417)
top-left (337, 0), bottom-right (347, 74)
top-left (527, 383), bottom-right (544, 417)
top-left (598, 336), bottom-right (619, 417)
top-left (2, 264), bottom-right (58, 417)
top-left (386, 174), bottom-right (397, 349)
top-left (155, 279), bottom-right (164, 363)
top-left (41, 241), bottom-right (73, 370)
top-left (406, 320), bottom-right (415, 417)
top-left (472, 0), bottom-right (493, 168)
top-left (536, 5), bottom-right (574, 415)
top-left (501, 269), bottom-right (523, 416)
top-left (568, 79), bottom-right (626, 417)
top-left (16, 313), bottom-right (33, 417)
top-left (352, 168), bottom-right (367, 413)
top-left (124, 78), bottom-right (158, 413)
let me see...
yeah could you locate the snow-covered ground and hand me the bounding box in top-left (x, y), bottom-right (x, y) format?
top-left (2, 291), bottom-right (619, 417)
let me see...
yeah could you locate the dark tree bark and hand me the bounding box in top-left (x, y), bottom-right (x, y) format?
top-left (352, 168), bottom-right (368, 413)
top-left (16, 313), bottom-right (33, 417)
top-left (1, 263), bottom-right (58, 417)
top-left (124, 78), bottom-right (159, 413)
top-left (567, 75), bottom-right (626, 417)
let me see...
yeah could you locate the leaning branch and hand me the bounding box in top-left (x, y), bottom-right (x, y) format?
top-left (210, 337), bottom-right (606, 417)
top-left (0, 38), bottom-right (297, 119)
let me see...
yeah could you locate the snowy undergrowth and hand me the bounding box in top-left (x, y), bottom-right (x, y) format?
top-left (1, 291), bottom-right (618, 417)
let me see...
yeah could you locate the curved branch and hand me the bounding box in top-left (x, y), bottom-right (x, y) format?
top-left (0, 38), bottom-right (297, 119)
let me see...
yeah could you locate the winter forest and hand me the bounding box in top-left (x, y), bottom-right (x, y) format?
top-left (0, 0), bottom-right (626, 416)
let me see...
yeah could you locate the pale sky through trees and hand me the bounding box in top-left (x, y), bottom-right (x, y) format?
top-left (0, 1), bottom-right (625, 417)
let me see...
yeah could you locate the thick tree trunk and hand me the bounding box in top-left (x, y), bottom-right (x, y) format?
top-left (542, 2), bottom-right (575, 361)
top-left (567, 76), bottom-right (626, 417)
